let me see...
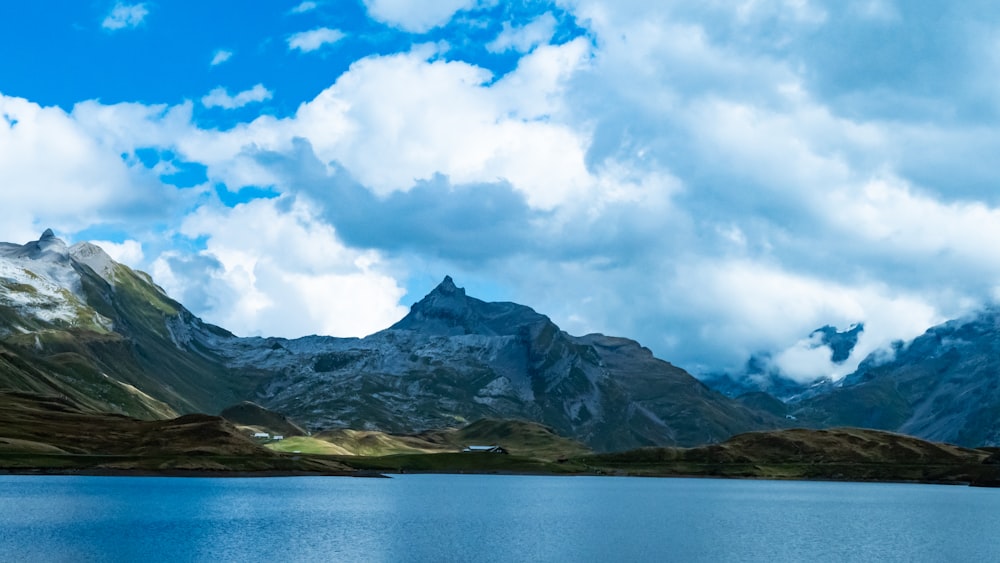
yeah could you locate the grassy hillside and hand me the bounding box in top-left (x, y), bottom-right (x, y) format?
top-left (579, 427), bottom-right (1000, 484)
top-left (265, 418), bottom-right (591, 460)
top-left (0, 391), bottom-right (354, 475)
top-left (0, 339), bottom-right (176, 420)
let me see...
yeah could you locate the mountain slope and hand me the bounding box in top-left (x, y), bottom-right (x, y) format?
top-left (0, 231), bottom-right (263, 418)
top-left (793, 308), bottom-right (1000, 447)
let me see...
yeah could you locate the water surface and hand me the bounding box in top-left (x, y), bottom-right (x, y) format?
top-left (1, 475), bottom-right (998, 562)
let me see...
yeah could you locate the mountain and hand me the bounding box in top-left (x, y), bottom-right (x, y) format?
top-left (0, 230), bottom-right (265, 419)
top-left (8, 230), bottom-right (1000, 452)
top-left (699, 313), bottom-right (1000, 448)
top-left (209, 275), bottom-right (782, 451)
top-left (792, 308), bottom-right (1000, 447)
top-left (0, 231), bottom-right (781, 451)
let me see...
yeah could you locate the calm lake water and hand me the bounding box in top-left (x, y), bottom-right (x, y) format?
top-left (1, 474), bottom-right (998, 562)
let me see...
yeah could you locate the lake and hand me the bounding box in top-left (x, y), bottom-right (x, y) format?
top-left (1, 474), bottom-right (998, 562)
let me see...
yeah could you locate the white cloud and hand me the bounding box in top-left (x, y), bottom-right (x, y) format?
top-left (0, 94), bottom-right (171, 243)
top-left (210, 50), bottom-right (233, 66)
top-left (362, 0), bottom-right (479, 33)
top-left (28, 1), bottom-right (1000, 380)
top-left (153, 197), bottom-right (408, 338)
top-left (290, 1), bottom-right (318, 14)
top-left (101, 2), bottom-right (148, 31)
top-left (289, 41), bottom-right (593, 209)
top-left (487, 13), bottom-right (558, 54)
top-left (95, 41), bottom-right (595, 210)
top-left (90, 240), bottom-right (145, 267)
top-left (201, 84), bottom-right (274, 110)
top-left (288, 27), bottom-right (345, 53)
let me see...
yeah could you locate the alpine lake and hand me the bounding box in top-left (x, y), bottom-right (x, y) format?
top-left (2, 474), bottom-right (999, 562)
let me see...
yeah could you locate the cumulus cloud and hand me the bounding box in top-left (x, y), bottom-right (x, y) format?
top-left (289, 40), bottom-right (593, 209)
top-left (487, 12), bottom-right (557, 53)
top-left (287, 27), bottom-right (345, 53)
top-left (210, 49), bottom-right (233, 66)
top-left (101, 2), bottom-right (148, 31)
top-left (152, 197), bottom-right (408, 338)
top-left (201, 84), bottom-right (274, 109)
top-left (0, 94), bottom-right (177, 243)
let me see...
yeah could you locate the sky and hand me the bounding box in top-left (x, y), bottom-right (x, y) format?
top-left (3, 1), bottom-right (1000, 382)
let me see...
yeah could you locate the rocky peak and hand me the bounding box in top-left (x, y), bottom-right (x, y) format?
top-left (70, 242), bottom-right (118, 283)
top-left (389, 276), bottom-right (548, 336)
top-left (434, 275), bottom-right (463, 295)
top-left (35, 228), bottom-right (67, 253)
top-left (418, 275), bottom-right (469, 313)
top-left (1, 228), bottom-right (70, 261)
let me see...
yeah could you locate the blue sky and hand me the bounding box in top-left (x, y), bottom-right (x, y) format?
top-left (4, 0), bottom-right (1000, 382)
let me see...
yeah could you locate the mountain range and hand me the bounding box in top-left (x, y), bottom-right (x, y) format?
top-left (2, 230), bottom-right (1000, 450)
top-left (0, 231), bottom-right (778, 451)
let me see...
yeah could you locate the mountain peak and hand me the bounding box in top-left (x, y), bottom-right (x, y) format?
top-left (34, 228), bottom-right (68, 256)
top-left (433, 275), bottom-right (463, 296)
top-left (70, 242), bottom-right (118, 283)
top-left (389, 276), bottom-right (547, 336)
top-left (1, 228), bottom-right (70, 260)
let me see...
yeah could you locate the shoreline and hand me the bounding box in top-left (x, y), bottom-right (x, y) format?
top-left (2, 465), bottom-right (998, 487)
